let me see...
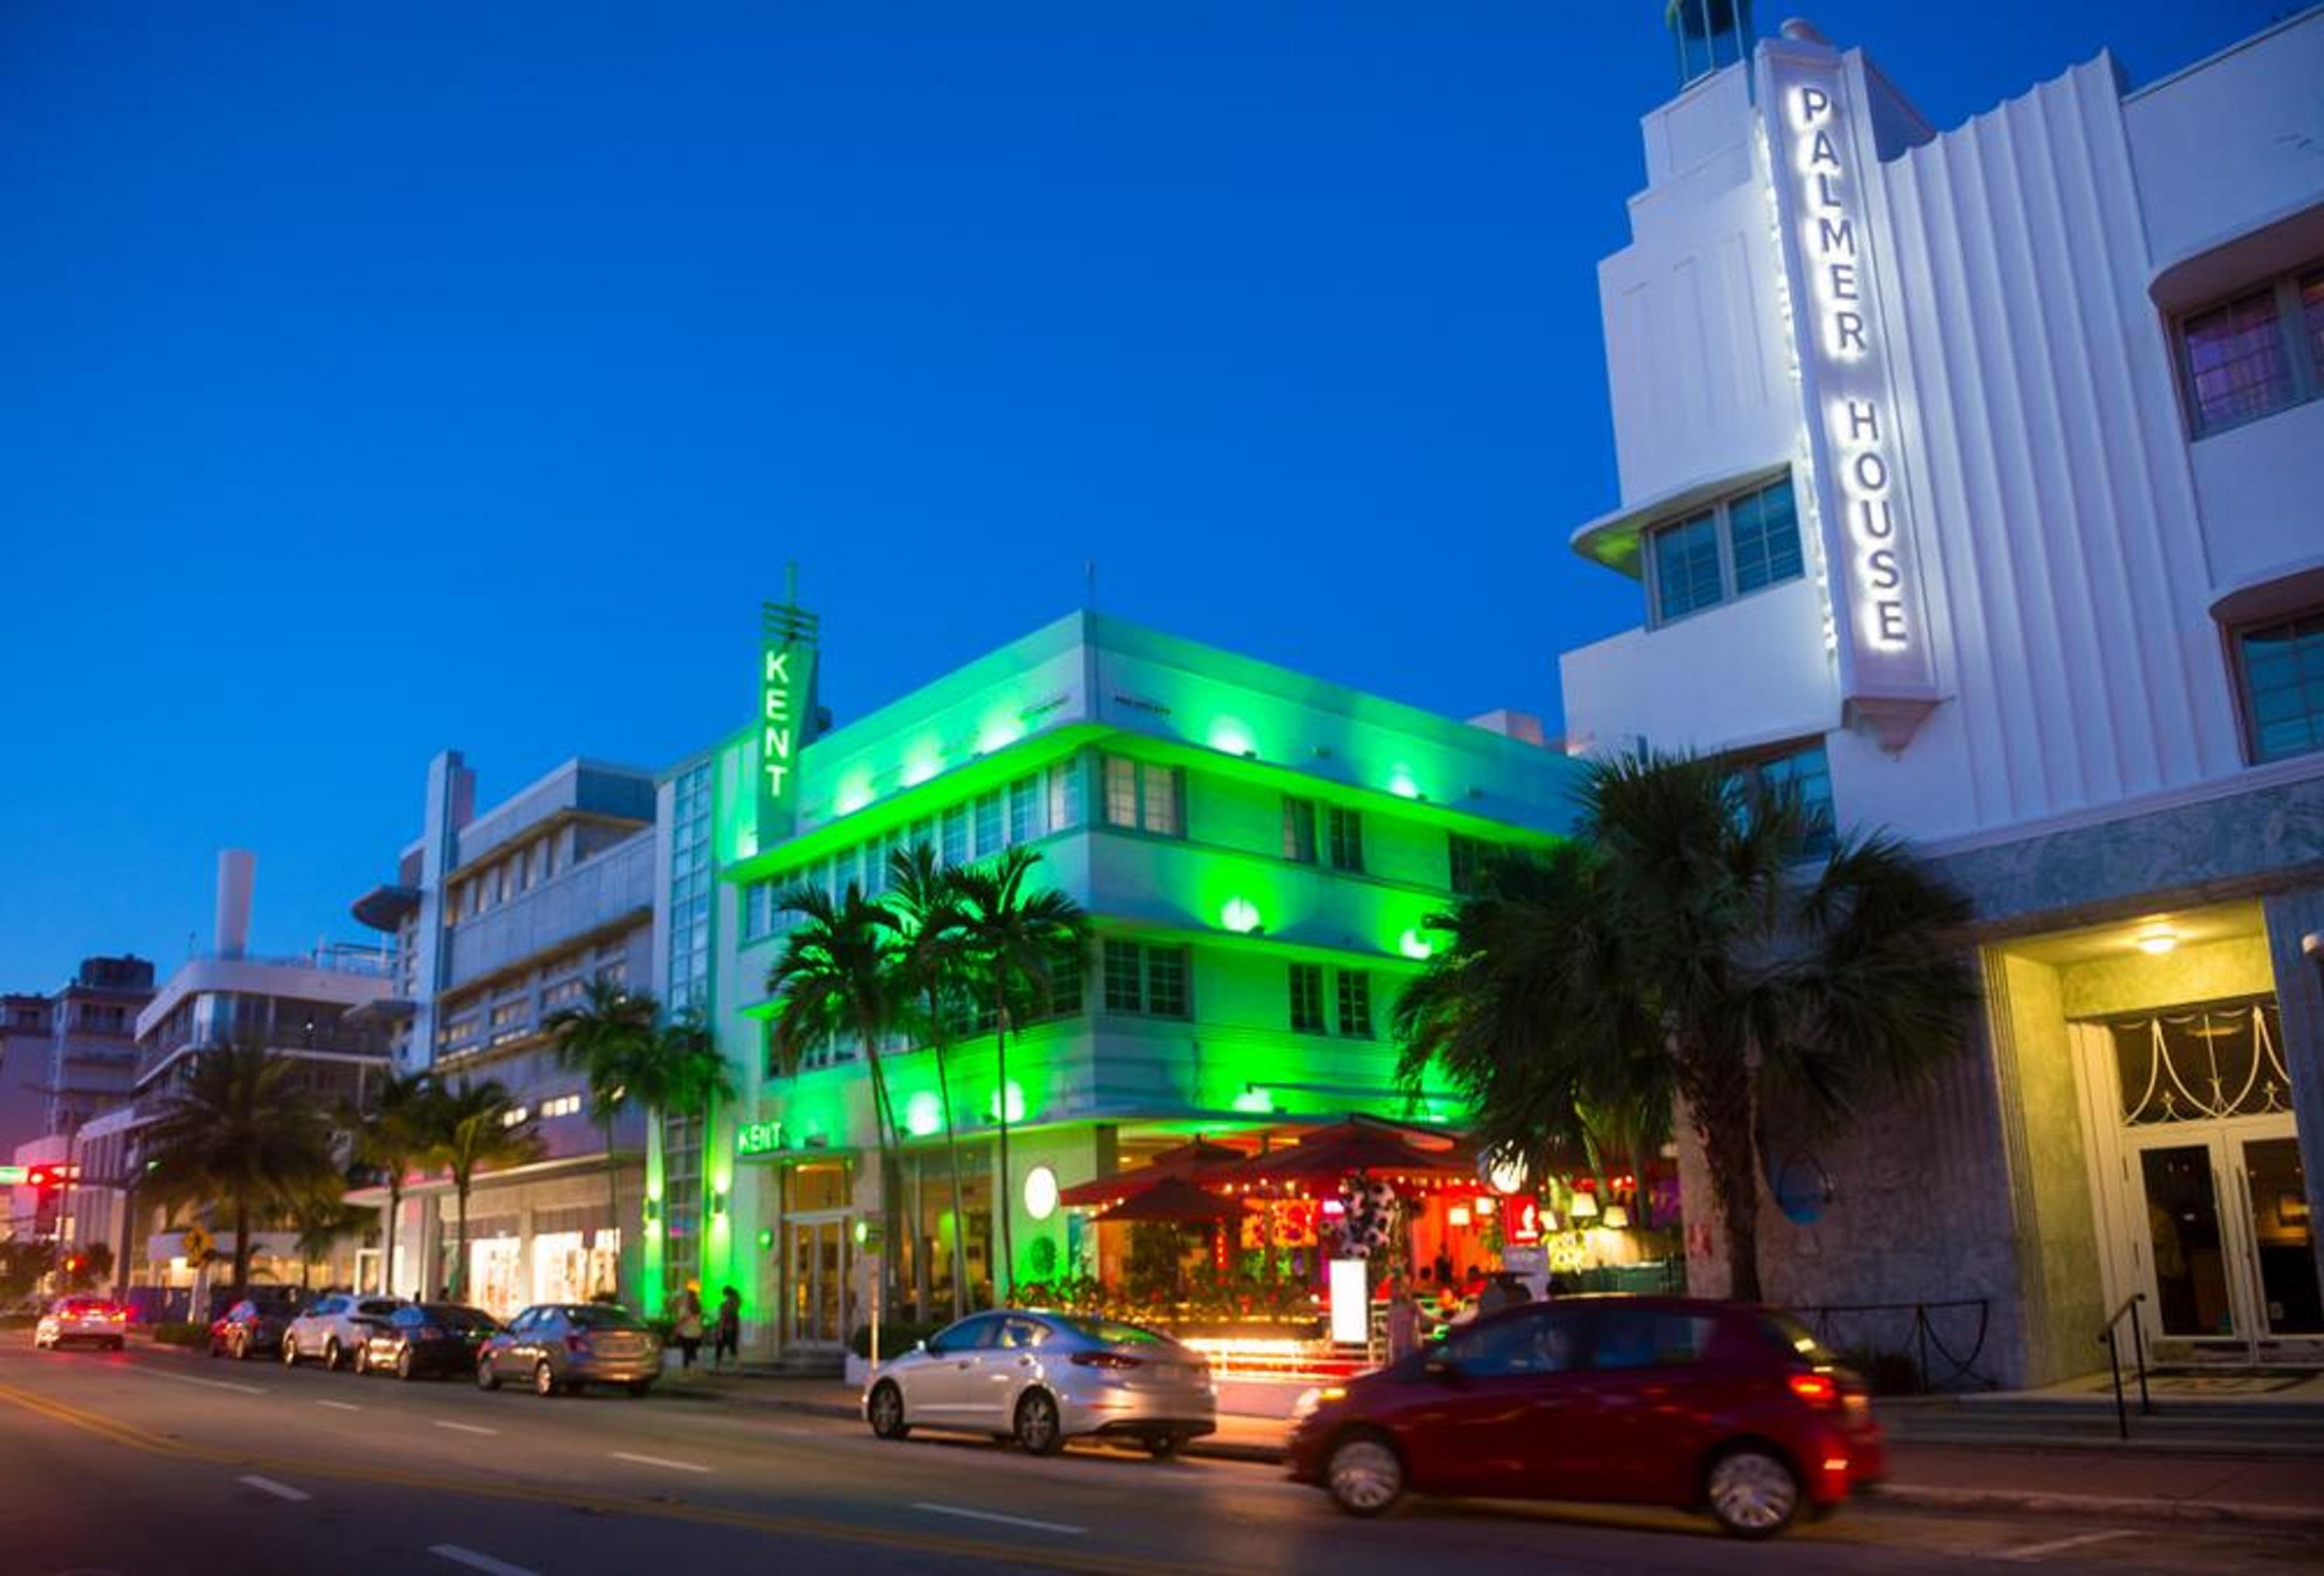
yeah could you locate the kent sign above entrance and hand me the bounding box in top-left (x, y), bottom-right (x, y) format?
top-left (1762, 37), bottom-right (1941, 751)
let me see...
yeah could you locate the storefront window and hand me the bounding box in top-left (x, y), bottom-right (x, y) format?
top-left (2109, 1000), bottom-right (2288, 1125)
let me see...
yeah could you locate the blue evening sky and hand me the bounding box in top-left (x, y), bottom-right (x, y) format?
top-left (0, 2), bottom-right (2275, 988)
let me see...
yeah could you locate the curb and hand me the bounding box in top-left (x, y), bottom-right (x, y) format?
top-left (1866, 1484), bottom-right (2324, 1533)
top-left (737, 1392), bottom-right (1292, 1464)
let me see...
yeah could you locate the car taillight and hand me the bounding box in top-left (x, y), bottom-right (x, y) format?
top-left (107, 1311), bottom-right (125, 1323)
top-left (416, 1326), bottom-right (445, 1342)
top-left (566, 1335), bottom-right (591, 1354)
top-left (1071, 1351), bottom-right (1142, 1370)
top-left (1788, 1372), bottom-right (1841, 1409)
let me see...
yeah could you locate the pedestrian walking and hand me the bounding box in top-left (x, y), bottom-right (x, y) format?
top-left (713, 1285), bottom-right (741, 1371)
top-left (672, 1282), bottom-right (705, 1370)
top-left (1386, 1288), bottom-right (1422, 1364)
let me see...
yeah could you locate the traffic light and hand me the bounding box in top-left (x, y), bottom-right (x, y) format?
top-left (26, 1163), bottom-right (81, 1190)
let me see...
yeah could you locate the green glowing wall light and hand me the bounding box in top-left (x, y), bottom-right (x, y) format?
top-left (758, 1228), bottom-right (775, 1251)
top-left (986, 1083), bottom-right (1027, 1125)
top-left (1220, 897), bottom-right (1262, 934)
top-left (904, 1090), bottom-right (944, 1138)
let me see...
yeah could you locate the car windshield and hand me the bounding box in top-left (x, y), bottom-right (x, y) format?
top-left (1761, 1313), bottom-right (1839, 1364)
top-left (1050, 1316), bottom-right (1172, 1349)
top-left (564, 1306), bottom-right (643, 1330)
top-left (422, 1305), bottom-right (499, 1331)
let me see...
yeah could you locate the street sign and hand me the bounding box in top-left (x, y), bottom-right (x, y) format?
top-left (182, 1226), bottom-right (215, 1262)
top-left (0, 1165), bottom-right (24, 1186)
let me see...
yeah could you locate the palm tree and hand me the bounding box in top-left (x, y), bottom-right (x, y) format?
top-left (289, 1194), bottom-right (370, 1289)
top-left (951, 847), bottom-right (1088, 1302)
top-left (1397, 750), bottom-right (1975, 1303)
top-left (886, 843), bottom-right (976, 1320)
top-left (547, 977), bottom-right (660, 1299)
top-left (341, 1069), bottom-right (435, 1298)
top-left (139, 1042), bottom-right (340, 1299)
top-left (425, 1080), bottom-right (543, 1302)
top-left (766, 882), bottom-right (906, 1312)
top-left (655, 1005), bottom-right (737, 1139)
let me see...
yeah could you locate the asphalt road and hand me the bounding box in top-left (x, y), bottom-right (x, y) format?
top-left (1, 1339), bottom-right (2317, 1576)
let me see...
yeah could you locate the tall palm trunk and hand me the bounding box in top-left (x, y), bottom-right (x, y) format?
top-left (992, 991), bottom-right (1013, 1304)
top-left (382, 1177), bottom-right (402, 1298)
top-left (230, 1197), bottom-right (253, 1302)
top-left (1685, 1043), bottom-right (1763, 1303)
top-left (602, 1117), bottom-right (622, 1300)
top-left (859, 1031), bottom-right (902, 1317)
top-left (928, 1007), bottom-right (968, 1321)
top-left (453, 1182), bottom-right (471, 1302)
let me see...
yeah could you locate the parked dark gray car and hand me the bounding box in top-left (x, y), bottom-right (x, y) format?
top-left (476, 1303), bottom-right (661, 1397)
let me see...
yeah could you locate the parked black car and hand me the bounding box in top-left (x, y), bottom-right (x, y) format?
top-left (355, 1302), bottom-right (502, 1380)
top-left (208, 1290), bottom-right (306, 1361)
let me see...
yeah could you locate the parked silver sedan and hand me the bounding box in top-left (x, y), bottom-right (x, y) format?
top-left (476, 1303), bottom-right (661, 1397)
top-left (864, 1311), bottom-right (1215, 1457)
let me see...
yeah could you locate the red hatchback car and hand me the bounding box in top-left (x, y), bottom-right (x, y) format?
top-left (1288, 1296), bottom-right (1884, 1538)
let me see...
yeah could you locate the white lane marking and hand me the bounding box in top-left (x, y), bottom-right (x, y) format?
top-left (610, 1450), bottom-right (712, 1474)
top-left (428, 1547), bottom-right (540, 1576)
top-left (1996, 1530), bottom-right (2139, 1563)
top-left (431, 1419), bottom-right (500, 1436)
top-left (911, 1502), bottom-right (1085, 1536)
top-left (238, 1474), bottom-right (311, 1502)
top-left (315, 1399), bottom-right (362, 1412)
top-left (131, 1366), bottom-right (267, 1397)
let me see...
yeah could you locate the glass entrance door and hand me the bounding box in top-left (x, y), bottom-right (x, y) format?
top-left (2130, 1127), bottom-right (2323, 1351)
top-left (2133, 1139), bottom-right (2236, 1340)
top-left (786, 1216), bottom-right (850, 1349)
top-left (2233, 1137), bottom-right (2322, 1339)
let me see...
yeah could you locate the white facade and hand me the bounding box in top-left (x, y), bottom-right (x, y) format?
top-left (1553, 11), bottom-right (2324, 1384)
top-left (1562, 10), bottom-right (2324, 846)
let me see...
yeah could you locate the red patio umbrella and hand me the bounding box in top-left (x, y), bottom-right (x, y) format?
top-left (1057, 1137), bottom-right (1248, 1209)
top-left (1207, 1117), bottom-right (1478, 1192)
top-left (1088, 1174), bottom-right (1244, 1225)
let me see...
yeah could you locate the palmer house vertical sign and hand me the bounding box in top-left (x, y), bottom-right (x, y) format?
top-left (1762, 39), bottom-right (1941, 751)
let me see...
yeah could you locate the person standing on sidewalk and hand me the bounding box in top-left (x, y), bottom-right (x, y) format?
top-left (713, 1286), bottom-right (741, 1371)
top-left (672, 1282), bottom-right (705, 1370)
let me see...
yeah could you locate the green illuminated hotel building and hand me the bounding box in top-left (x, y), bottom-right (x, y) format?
top-left (649, 611), bottom-right (1580, 1361)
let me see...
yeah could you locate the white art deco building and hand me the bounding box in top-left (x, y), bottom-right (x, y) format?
top-left (1559, 4), bottom-right (2324, 1382)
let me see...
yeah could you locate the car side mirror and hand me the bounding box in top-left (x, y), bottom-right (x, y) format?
top-left (913, 1338), bottom-right (928, 1353)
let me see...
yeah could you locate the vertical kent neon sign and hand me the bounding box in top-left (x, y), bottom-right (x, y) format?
top-left (756, 596), bottom-right (820, 843)
top-left (1762, 36), bottom-right (1941, 752)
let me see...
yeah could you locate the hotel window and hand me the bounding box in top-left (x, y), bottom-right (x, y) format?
top-left (2236, 607), bottom-right (2324, 764)
top-left (1281, 796), bottom-right (1318, 863)
top-left (1645, 474), bottom-right (1803, 625)
top-left (1335, 969), bottom-right (1374, 1038)
top-left (941, 804), bottom-right (969, 865)
top-left (1326, 806), bottom-right (1363, 873)
top-left (1099, 755), bottom-right (1184, 838)
top-left (1288, 964), bottom-right (1326, 1033)
top-left (2179, 264), bottom-right (2324, 435)
top-left (1448, 833), bottom-right (1493, 896)
top-left (1102, 940), bottom-right (1190, 1018)
top-left (972, 790), bottom-right (1004, 857)
top-left (1008, 774), bottom-right (1040, 844)
top-left (1045, 758), bottom-right (1083, 832)
top-left (1733, 740), bottom-right (1836, 857)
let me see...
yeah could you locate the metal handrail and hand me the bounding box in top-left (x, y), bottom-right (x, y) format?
top-left (2098, 1292), bottom-right (2154, 1440)
top-left (1785, 1297), bottom-right (1995, 1392)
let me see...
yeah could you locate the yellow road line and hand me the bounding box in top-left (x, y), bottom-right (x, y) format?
top-left (0, 1380), bottom-right (1214, 1575)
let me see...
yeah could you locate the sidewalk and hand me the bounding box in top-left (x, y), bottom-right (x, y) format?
top-left (680, 1371), bottom-right (2324, 1532)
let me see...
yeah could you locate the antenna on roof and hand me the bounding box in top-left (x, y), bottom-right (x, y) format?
top-left (1085, 559), bottom-right (1098, 614)
top-left (784, 560), bottom-right (799, 607)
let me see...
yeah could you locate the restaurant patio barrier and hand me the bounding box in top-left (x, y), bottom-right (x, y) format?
top-left (1784, 1296), bottom-right (1996, 1393)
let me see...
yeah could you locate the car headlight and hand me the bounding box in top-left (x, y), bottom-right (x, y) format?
top-left (1290, 1385), bottom-right (1347, 1423)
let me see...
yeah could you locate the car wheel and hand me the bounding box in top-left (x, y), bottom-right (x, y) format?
top-left (533, 1360), bottom-right (559, 1397)
top-left (476, 1357), bottom-right (500, 1392)
top-left (323, 1337), bottom-right (343, 1372)
top-left (396, 1347), bottom-right (416, 1382)
top-left (1013, 1390), bottom-right (1064, 1456)
top-left (283, 1336), bottom-right (300, 1367)
top-left (867, 1381), bottom-right (909, 1440)
top-left (1325, 1432), bottom-right (1406, 1518)
top-left (1143, 1433), bottom-right (1184, 1461)
top-left (1705, 1445), bottom-right (1801, 1540)
top-left (352, 1344), bottom-right (369, 1375)
top-left (625, 1380), bottom-right (654, 1399)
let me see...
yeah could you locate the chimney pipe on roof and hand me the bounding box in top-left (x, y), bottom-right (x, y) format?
top-left (215, 849), bottom-right (255, 961)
